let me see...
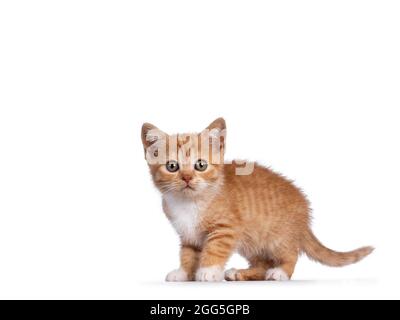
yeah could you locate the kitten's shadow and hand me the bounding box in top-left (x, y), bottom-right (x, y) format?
top-left (141, 278), bottom-right (377, 286)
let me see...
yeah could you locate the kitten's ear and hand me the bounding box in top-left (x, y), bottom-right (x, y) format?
top-left (203, 117), bottom-right (227, 155)
top-left (206, 117), bottom-right (226, 132)
top-left (141, 122), bottom-right (167, 156)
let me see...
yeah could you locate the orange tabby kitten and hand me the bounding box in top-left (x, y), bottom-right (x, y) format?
top-left (141, 117), bottom-right (373, 281)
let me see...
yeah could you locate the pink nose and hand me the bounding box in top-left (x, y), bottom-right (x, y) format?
top-left (182, 175), bottom-right (193, 183)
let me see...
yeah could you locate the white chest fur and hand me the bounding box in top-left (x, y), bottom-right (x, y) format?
top-left (163, 194), bottom-right (204, 246)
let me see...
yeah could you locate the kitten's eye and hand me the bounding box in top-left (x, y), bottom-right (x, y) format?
top-left (166, 160), bottom-right (179, 172)
top-left (194, 159), bottom-right (208, 172)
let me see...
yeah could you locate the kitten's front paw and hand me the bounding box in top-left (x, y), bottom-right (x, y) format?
top-left (166, 268), bottom-right (189, 282)
top-left (195, 266), bottom-right (224, 282)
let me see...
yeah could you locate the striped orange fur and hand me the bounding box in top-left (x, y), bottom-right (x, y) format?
top-left (141, 118), bottom-right (373, 281)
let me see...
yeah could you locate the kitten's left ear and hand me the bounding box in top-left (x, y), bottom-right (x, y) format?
top-left (203, 117), bottom-right (227, 152)
top-left (206, 117), bottom-right (226, 132)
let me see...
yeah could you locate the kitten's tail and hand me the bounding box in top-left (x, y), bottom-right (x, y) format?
top-left (301, 228), bottom-right (374, 267)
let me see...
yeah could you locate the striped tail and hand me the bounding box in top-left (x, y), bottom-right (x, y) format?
top-left (301, 228), bottom-right (374, 267)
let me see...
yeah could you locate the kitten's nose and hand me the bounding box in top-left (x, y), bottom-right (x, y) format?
top-left (181, 174), bottom-right (193, 184)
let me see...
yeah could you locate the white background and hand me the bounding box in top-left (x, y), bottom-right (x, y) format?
top-left (0, 1), bottom-right (399, 299)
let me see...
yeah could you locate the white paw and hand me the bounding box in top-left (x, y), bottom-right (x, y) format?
top-left (224, 268), bottom-right (238, 281)
top-left (195, 266), bottom-right (224, 282)
top-left (265, 267), bottom-right (289, 281)
top-left (166, 268), bottom-right (189, 282)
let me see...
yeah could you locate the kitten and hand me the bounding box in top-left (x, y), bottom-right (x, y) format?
top-left (141, 117), bottom-right (373, 281)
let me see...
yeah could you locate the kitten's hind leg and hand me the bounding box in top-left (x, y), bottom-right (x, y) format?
top-left (225, 258), bottom-right (271, 281)
top-left (225, 267), bottom-right (267, 281)
top-left (265, 252), bottom-right (298, 281)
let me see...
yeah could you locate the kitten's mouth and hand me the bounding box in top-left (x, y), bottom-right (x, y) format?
top-left (182, 184), bottom-right (195, 191)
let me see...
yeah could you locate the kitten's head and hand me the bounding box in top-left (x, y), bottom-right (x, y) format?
top-left (141, 118), bottom-right (226, 197)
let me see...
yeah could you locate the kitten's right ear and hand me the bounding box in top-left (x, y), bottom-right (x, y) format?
top-left (141, 122), bottom-right (168, 160)
top-left (141, 122), bottom-right (158, 149)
